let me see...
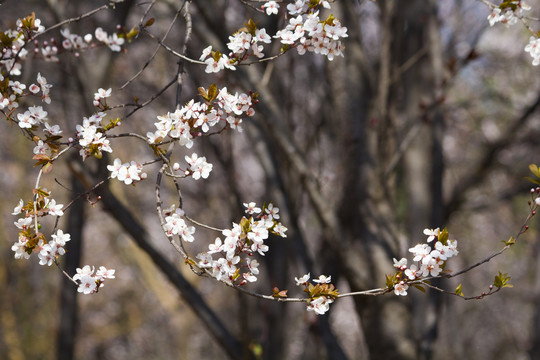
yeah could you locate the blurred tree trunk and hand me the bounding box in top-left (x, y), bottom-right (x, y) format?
top-left (56, 167), bottom-right (85, 360)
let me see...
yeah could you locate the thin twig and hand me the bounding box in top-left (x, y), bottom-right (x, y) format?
top-left (121, 1), bottom-right (186, 89)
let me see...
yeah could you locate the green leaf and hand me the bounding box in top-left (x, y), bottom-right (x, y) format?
top-left (240, 217), bottom-right (251, 234)
top-left (524, 177), bottom-right (540, 185)
top-left (385, 274), bottom-right (395, 288)
top-left (502, 237), bottom-right (515, 246)
top-left (244, 19), bottom-right (258, 35)
top-left (198, 86), bottom-right (209, 101)
top-left (207, 83), bottom-right (218, 102)
top-left (411, 284), bottom-right (426, 293)
top-left (493, 271), bottom-right (513, 289)
top-left (438, 228), bottom-right (449, 245)
top-left (455, 284), bottom-right (464, 297)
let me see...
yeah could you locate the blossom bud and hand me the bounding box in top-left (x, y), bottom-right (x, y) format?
top-left (173, 163), bottom-right (180, 171)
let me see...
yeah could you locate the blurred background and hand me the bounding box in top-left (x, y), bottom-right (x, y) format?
top-left (1, 0), bottom-right (540, 359)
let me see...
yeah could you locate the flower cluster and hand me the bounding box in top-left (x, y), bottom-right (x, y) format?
top-left (36, 26), bottom-right (126, 63)
top-left (196, 202), bottom-right (287, 285)
top-left (76, 111), bottom-right (114, 160)
top-left (163, 210), bottom-right (196, 242)
top-left (0, 13), bottom-right (44, 77)
top-left (525, 36), bottom-right (540, 66)
top-left (11, 190), bottom-right (64, 258)
top-left (10, 193), bottom-right (115, 294)
top-left (294, 273), bottom-right (339, 315)
top-left (73, 265), bottom-right (116, 294)
top-left (147, 85), bottom-right (257, 146)
top-left (93, 87), bottom-right (112, 108)
top-left (275, 1), bottom-right (348, 60)
top-left (389, 228), bottom-right (459, 296)
top-left (185, 153), bottom-right (213, 180)
top-left (484, 1), bottom-right (540, 66)
top-left (17, 105), bottom-right (48, 129)
top-left (37, 229), bottom-right (71, 266)
top-left (200, 21), bottom-right (272, 72)
top-left (487, 1), bottom-right (530, 27)
top-left (0, 72), bottom-right (52, 113)
top-left (262, 1), bottom-right (280, 15)
top-left (107, 158), bottom-right (147, 185)
top-left (199, 0), bottom-right (348, 72)
top-left (94, 27), bottom-right (125, 52)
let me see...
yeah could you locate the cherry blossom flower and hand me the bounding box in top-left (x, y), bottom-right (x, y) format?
top-left (94, 88), bottom-right (112, 100)
top-left (185, 153), bottom-right (213, 180)
top-left (44, 122), bottom-right (62, 135)
top-left (197, 253), bottom-right (213, 268)
top-left (17, 111), bottom-right (38, 128)
top-left (208, 238), bottom-right (223, 254)
top-left (244, 202), bottom-right (262, 214)
top-left (393, 257), bottom-right (407, 270)
top-left (108, 159), bottom-right (145, 185)
top-left (394, 281), bottom-right (409, 296)
top-left (273, 223), bottom-right (288, 237)
top-left (47, 199), bottom-right (64, 217)
top-left (405, 264), bottom-right (419, 280)
top-left (313, 275), bottom-right (332, 284)
top-left (11, 236), bottom-right (31, 260)
top-left (51, 229), bottom-right (70, 247)
top-left (107, 158), bottom-right (123, 178)
top-left (423, 228), bottom-right (440, 242)
top-left (525, 36), bottom-right (540, 66)
top-left (77, 275), bottom-right (97, 294)
top-left (12, 199), bottom-right (24, 215)
top-left (295, 273), bottom-right (310, 286)
top-left (265, 203), bottom-right (280, 219)
top-left (96, 266), bottom-right (116, 280)
top-left (38, 245), bottom-right (55, 266)
top-left (307, 296), bottom-right (333, 315)
top-left (262, 1), bottom-right (279, 15)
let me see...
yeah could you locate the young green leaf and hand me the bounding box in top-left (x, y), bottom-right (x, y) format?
top-left (455, 284), bottom-right (464, 297)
